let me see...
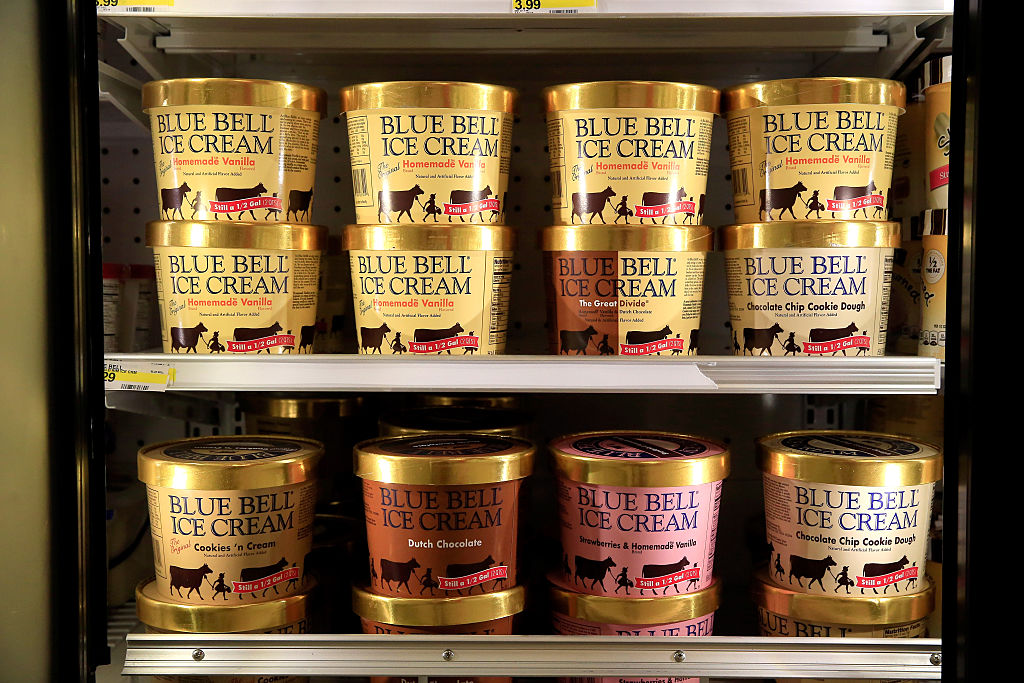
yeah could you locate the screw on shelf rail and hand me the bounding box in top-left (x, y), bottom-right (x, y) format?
top-left (931, 653), bottom-right (942, 666)
top-left (673, 650), bottom-right (686, 663)
top-left (442, 649), bottom-right (455, 662)
top-left (192, 649), bottom-right (205, 662)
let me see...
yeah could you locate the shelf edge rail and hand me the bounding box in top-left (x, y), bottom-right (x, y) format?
top-left (103, 354), bottom-right (942, 394)
top-left (124, 634), bottom-right (942, 679)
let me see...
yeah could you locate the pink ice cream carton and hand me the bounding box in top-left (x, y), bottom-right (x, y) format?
top-left (550, 431), bottom-right (730, 598)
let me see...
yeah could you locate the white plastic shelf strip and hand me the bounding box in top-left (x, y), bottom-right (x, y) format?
top-left (98, 0), bottom-right (953, 18)
top-left (123, 634), bottom-right (943, 679)
top-left (103, 354), bottom-right (941, 394)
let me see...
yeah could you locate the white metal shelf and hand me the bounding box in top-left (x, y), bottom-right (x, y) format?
top-left (123, 634), bottom-right (943, 679)
top-left (104, 353), bottom-right (941, 394)
top-left (98, 0), bottom-right (952, 17)
top-left (99, 1), bottom-right (954, 84)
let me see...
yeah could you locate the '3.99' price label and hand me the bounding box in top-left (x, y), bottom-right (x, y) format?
top-left (512, 0), bottom-right (597, 13)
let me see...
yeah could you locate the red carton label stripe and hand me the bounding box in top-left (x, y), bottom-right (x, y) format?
top-left (619, 338), bottom-right (687, 355)
top-left (802, 335), bottom-right (870, 355)
top-left (444, 198), bottom-right (501, 215)
top-left (634, 567), bottom-right (700, 590)
top-left (226, 334), bottom-right (295, 353)
top-left (825, 194), bottom-right (884, 212)
top-left (409, 335), bottom-right (479, 354)
top-left (856, 565), bottom-right (919, 588)
top-left (634, 201), bottom-right (695, 218)
top-left (232, 566), bottom-right (300, 593)
top-left (209, 196), bottom-right (283, 213)
top-left (437, 565), bottom-right (508, 591)
top-left (929, 165), bottom-right (950, 190)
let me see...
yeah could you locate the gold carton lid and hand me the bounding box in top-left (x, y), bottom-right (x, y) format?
top-left (379, 407), bottom-right (529, 438)
top-left (352, 585), bottom-right (525, 627)
top-left (341, 81), bottom-right (517, 113)
top-left (756, 430), bottom-right (942, 487)
top-left (240, 393), bottom-right (364, 419)
top-left (545, 81), bottom-right (720, 114)
top-left (722, 77), bottom-right (906, 112)
top-left (355, 434), bottom-right (535, 485)
top-left (147, 221), bottom-right (327, 251)
top-left (753, 568), bottom-right (933, 625)
top-left (344, 224), bottom-right (515, 252)
top-left (138, 435), bottom-right (323, 490)
top-left (417, 394), bottom-right (521, 410)
top-left (136, 576), bottom-right (314, 633)
top-left (551, 578), bottom-right (720, 624)
top-left (142, 78), bottom-right (327, 117)
top-left (542, 224), bottom-right (713, 252)
top-left (719, 221), bottom-right (900, 250)
top-left (550, 430), bottom-right (730, 487)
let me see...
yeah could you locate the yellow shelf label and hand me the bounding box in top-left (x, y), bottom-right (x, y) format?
top-left (512, 0), bottom-right (597, 13)
top-left (104, 361), bottom-right (171, 392)
top-left (97, 0), bottom-right (175, 8)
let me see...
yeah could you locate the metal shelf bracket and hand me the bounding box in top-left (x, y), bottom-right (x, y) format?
top-left (123, 634), bottom-right (943, 679)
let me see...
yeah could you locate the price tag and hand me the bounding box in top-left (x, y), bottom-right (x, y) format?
top-left (97, 0), bottom-right (174, 13)
top-left (511, 0), bottom-right (597, 14)
top-left (104, 361), bottom-right (172, 392)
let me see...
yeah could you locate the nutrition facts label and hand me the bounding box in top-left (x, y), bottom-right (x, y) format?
top-left (489, 255), bottom-right (513, 351)
top-left (546, 117), bottom-right (566, 208)
top-left (726, 114), bottom-right (753, 207)
top-left (346, 114), bottom-right (373, 208)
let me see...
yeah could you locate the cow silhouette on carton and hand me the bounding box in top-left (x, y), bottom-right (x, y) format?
top-left (574, 555), bottom-right (616, 591)
top-left (445, 555), bottom-right (496, 595)
top-left (378, 185), bottom-right (423, 223)
top-left (169, 563), bottom-right (213, 600)
top-left (448, 186), bottom-right (493, 222)
top-left (861, 556), bottom-right (910, 595)
top-left (380, 558), bottom-right (420, 594)
top-left (161, 182), bottom-right (191, 220)
top-left (788, 554), bottom-right (837, 592)
top-left (571, 187), bottom-right (616, 224)
top-left (237, 557), bottom-right (289, 599)
top-left (638, 556), bottom-right (690, 596)
top-left (832, 180), bottom-right (878, 218)
top-left (759, 181), bottom-right (807, 221)
top-left (359, 322), bottom-right (390, 354)
top-left (639, 188), bottom-right (686, 224)
top-left (214, 182), bottom-right (268, 220)
top-left (559, 326), bottom-right (598, 355)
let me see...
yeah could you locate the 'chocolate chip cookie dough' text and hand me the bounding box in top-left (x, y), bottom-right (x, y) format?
top-left (138, 436), bottom-right (322, 605)
top-left (757, 430), bottom-right (941, 597)
top-left (542, 224), bottom-right (710, 356)
top-left (142, 78), bottom-right (326, 224)
top-left (544, 81), bottom-right (719, 226)
top-left (344, 224), bottom-right (514, 355)
top-left (722, 78), bottom-right (905, 223)
top-left (341, 81), bottom-right (516, 225)
top-left (148, 221), bottom-right (325, 354)
top-left (721, 221), bottom-right (898, 357)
